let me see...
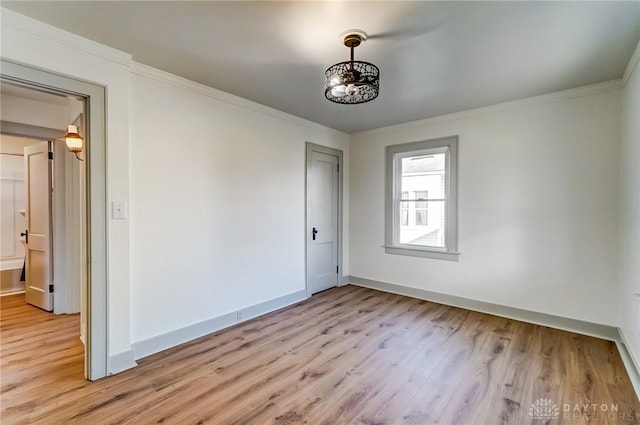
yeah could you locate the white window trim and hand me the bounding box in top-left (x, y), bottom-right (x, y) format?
top-left (385, 136), bottom-right (460, 261)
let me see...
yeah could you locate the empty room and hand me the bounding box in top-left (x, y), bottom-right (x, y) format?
top-left (1, 1), bottom-right (640, 424)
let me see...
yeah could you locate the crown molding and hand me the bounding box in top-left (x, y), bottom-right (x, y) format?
top-left (354, 79), bottom-right (623, 138)
top-left (0, 7), bottom-right (132, 67)
top-left (623, 40), bottom-right (640, 86)
top-left (131, 62), bottom-right (347, 138)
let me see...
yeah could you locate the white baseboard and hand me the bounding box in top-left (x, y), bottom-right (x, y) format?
top-left (349, 276), bottom-right (618, 341)
top-left (132, 290), bottom-right (307, 360)
top-left (616, 329), bottom-right (640, 401)
top-left (0, 290), bottom-right (25, 297)
top-left (109, 349), bottom-right (137, 375)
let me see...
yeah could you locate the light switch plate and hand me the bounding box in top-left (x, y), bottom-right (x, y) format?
top-left (112, 201), bottom-right (127, 220)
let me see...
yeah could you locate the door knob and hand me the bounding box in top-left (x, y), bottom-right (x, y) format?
top-left (20, 230), bottom-right (28, 244)
top-left (312, 227), bottom-right (318, 241)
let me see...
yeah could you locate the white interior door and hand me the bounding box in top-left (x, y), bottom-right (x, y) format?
top-left (307, 150), bottom-right (339, 295)
top-left (24, 141), bottom-right (53, 311)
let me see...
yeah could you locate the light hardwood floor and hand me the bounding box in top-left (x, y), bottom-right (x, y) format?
top-left (1, 286), bottom-right (639, 425)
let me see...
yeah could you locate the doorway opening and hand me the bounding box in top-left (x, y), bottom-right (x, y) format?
top-left (1, 81), bottom-right (87, 374)
top-left (0, 59), bottom-right (108, 380)
top-left (305, 142), bottom-right (344, 296)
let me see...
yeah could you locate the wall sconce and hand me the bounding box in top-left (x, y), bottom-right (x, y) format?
top-left (65, 124), bottom-right (84, 161)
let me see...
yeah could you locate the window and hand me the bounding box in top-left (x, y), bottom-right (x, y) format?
top-left (385, 136), bottom-right (459, 260)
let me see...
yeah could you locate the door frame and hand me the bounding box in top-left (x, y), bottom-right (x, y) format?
top-left (305, 142), bottom-right (344, 297)
top-left (1, 59), bottom-right (108, 380)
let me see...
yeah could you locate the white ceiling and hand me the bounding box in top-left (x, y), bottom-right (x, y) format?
top-left (3, 1), bottom-right (639, 133)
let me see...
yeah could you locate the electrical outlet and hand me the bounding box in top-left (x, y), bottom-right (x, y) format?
top-left (237, 311), bottom-right (243, 321)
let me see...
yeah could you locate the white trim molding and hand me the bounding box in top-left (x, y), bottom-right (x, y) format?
top-left (108, 350), bottom-right (137, 375)
top-left (623, 40), bottom-right (640, 86)
top-left (616, 330), bottom-right (640, 401)
top-left (0, 258), bottom-right (24, 271)
top-left (132, 290), bottom-right (307, 360)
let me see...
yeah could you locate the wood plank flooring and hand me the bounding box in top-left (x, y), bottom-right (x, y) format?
top-left (1, 286), bottom-right (639, 425)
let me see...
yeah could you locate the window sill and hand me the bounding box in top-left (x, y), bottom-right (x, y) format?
top-left (384, 246), bottom-right (460, 261)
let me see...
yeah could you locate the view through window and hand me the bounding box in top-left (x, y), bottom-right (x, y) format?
top-left (399, 153), bottom-right (446, 247)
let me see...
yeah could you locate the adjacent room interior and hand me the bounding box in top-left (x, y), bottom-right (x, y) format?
top-left (1, 2), bottom-right (640, 424)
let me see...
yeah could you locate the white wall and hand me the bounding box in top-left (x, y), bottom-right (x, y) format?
top-left (129, 64), bottom-right (349, 344)
top-left (350, 83), bottom-right (622, 326)
top-left (619, 41), bottom-right (640, 368)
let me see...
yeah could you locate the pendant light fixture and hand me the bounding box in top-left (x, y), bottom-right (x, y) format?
top-left (65, 124), bottom-right (84, 161)
top-left (325, 29), bottom-right (379, 104)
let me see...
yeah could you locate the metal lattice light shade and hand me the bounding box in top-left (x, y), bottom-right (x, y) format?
top-left (325, 30), bottom-right (379, 104)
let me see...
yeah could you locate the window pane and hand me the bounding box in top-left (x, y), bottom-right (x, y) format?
top-left (401, 209), bottom-right (408, 226)
top-left (399, 200), bottom-right (445, 248)
top-left (401, 153), bottom-right (446, 200)
top-left (415, 190), bottom-right (428, 209)
top-left (400, 191), bottom-right (409, 208)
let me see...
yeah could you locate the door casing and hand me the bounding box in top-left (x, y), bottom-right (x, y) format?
top-left (1, 59), bottom-right (108, 380)
top-left (305, 142), bottom-right (344, 297)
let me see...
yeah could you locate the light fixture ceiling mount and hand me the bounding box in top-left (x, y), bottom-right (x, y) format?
top-left (325, 29), bottom-right (379, 105)
top-left (340, 29), bottom-right (367, 48)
